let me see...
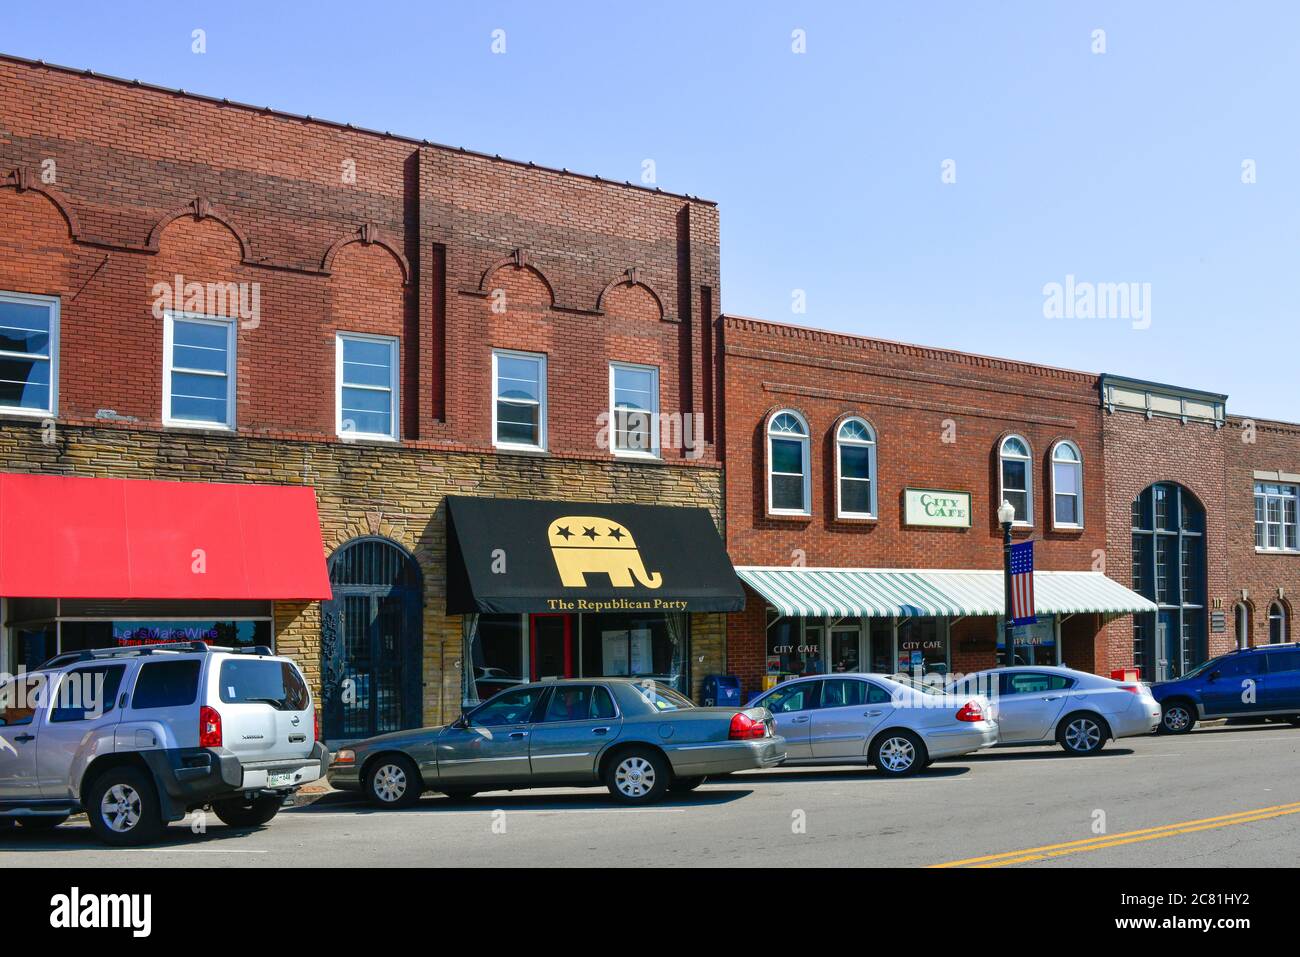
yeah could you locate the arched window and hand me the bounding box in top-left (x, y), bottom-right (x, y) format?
top-left (835, 417), bottom-right (876, 518)
top-left (998, 435), bottom-right (1033, 525)
top-left (1050, 440), bottom-right (1083, 528)
top-left (1234, 602), bottom-right (1250, 650)
top-left (1131, 483), bottom-right (1206, 681)
top-left (767, 410), bottom-right (810, 515)
top-left (1269, 601), bottom-right (1288, 644)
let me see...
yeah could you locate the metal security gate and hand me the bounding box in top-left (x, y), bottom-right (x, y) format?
top-left (321, 537), bottom-right (423, 741)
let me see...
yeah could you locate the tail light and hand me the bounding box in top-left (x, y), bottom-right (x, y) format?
top-left (199, 705), bottom-right (223, 748)
top-left (314, 707), bottom-right (320, 742)
top-left (729, 712), bottom-right (767, 740)
top-left (955, 700), bottom-right (985, 722)
top-left (1119, 684), bottom-right (1142, 695)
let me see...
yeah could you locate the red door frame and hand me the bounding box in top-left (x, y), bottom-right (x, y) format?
top-left (529, 613), bottom-right (574, 680)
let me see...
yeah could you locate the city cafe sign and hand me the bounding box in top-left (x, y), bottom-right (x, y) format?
top-left (903, 488), bottom-right (972, 528)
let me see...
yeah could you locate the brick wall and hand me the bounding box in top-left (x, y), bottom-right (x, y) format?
top-left (0, 55), bottom-right (721, 465)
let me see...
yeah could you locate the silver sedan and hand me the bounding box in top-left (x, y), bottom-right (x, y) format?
top-left (947, 666), bottom-right (1161, 754)
top-left (748, 673), bottom-right (997, 776)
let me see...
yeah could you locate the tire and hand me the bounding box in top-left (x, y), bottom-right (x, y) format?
top-left (85, 767), bottom-right (165, 847)
top-left (211, 794), bottom-right (282, 829)
top-left (364, 754), bottom-right (424, 809)
top-left (670, 776), bottom-right (706, 793)
top-left (870, 729), bottom-right (927, 777)
top-left (1160, 700), bottom-right (1197, 735)
top-left (1058, 712), bottom-right (1109, 755)
top-left (15, 815), bottom-right (69, 830)
top-left (604, 747), bottom-right (671, 804)
top-left (441, 790), bottom-right (478, 803)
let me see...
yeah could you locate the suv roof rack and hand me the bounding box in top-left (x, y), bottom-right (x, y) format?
top-left (36, 642), bottom-right (278, 669)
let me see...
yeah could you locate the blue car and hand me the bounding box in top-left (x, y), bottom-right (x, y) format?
top-left (1151, 643), bottom-right (1300, 734)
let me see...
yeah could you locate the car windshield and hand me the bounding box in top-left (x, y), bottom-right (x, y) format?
top-left (634, 684), bottom-right (694, 712)
top-left (1181, 655), bottom-right (1229, 680)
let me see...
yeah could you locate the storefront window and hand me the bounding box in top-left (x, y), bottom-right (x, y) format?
top-left (766, 618), bottom-right (825, 677)
top-left (469, 614), bottom-right (527, 700)
top-left (896, 617), bottom-right (948, 675)
top-left (580, 612), bottom-right (686, 692)
top-left (997, 615), bottom-right (1058, 666)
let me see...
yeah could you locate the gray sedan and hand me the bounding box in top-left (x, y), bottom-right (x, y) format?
top-left (328, 679), bottom-right (786, 806)
top-left (947, 666), bottom-right (1162, 754)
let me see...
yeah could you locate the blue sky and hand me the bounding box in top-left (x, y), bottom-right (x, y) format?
top-left (7, 1), bottom-right (1298, 419)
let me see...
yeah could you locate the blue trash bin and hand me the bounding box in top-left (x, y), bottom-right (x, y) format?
top-left (701, 674), bottom-right (741, 707)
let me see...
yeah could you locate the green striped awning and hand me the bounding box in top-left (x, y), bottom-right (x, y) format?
top-left (734, 567), bottom-right (1157, 619)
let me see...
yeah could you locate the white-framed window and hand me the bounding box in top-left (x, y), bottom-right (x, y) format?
top-left (163, 312), bottom-right (236, 429)
top-left (609, 362), bottom-right (659, 457)
top-left (335, 333), bottom-right (399, 441)
top-left (998, 434), bottom-right (1033, 526)
top-left (835, 417), bottom-right (876, 518)
top-left (492, 349), bottom-right (546, 451)
top-left (0, 290), bottom-right (59, 417)
top-left (1050, 439), bottom-right (1083, 528)
top-left (1255, 482), bottom-right (1299, 552)
top-left (767, 410), bottom-right (810, 515)
top-left (1269, 601), bottom-right (1288, 644)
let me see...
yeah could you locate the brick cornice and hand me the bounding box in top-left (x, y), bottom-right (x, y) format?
top-left (760, 381), bottom-right (1078, 428)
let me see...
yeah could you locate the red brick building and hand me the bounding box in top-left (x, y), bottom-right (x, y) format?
top-left (722, 317), bottom-right (1152, 697)
top-left (0, 54), bottom-right (738, 737)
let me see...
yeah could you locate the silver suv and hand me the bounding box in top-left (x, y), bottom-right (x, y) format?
top-left (0, 642), bottom-right (326, 845)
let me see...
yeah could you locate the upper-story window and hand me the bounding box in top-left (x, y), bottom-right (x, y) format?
top-left (835, 417), bottom-right (876, 518)
top-left (1255, 482), bottom-right (1298, 552)
top-left (609, 362), bottom-right (659, 458)
top-left (998, 435), bottom-right (1033, 526)
top-left (493, 350), bottom-right (546, 451)
top-left (163, 312), bottom-right (235, 429)
top-left (336, 333), bottom-right (398, 441)
top-left (1050, 440), bottom-right (1083, 528)
top-left (767, 410), bottom-right (810, 515)
top-left (0, 291), bottom-right (58, 417)
top-left (1269, 601), bottom-right (1288, 644)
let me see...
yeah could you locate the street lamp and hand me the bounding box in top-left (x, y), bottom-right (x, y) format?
top-left (997, 500), bottom-right (1016, 667)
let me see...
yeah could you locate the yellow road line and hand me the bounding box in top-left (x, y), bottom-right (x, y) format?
top-left (930, 800), bottom-right (1300, 868)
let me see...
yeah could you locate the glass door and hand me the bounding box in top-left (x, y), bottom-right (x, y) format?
top-left (530, 614), bottom-right (574, 680)
top-left (830, 625), bottom-right (863, 673)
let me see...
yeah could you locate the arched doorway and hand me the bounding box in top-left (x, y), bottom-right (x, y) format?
top-left (1130, 483), bottom-right (1207, 681)
top-left (320, 537), bottom-right (423, 741)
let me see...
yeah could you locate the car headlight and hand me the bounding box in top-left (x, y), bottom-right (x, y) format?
top-left (332, 749), bottom-right (356, 766)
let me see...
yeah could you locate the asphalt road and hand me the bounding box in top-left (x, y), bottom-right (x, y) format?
top-left (5, 721), bottom-right (1299, 867)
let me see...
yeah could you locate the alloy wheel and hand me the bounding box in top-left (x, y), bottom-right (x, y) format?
top-left (879, 736), bottom-right (915, 772)
top-left (100, 783), bottom-right (142, 833)
top-left (1065, 718), bottom-right (1102, 752)
top-left (372, 763), bottom-right (408, 803)
top-left (614, 756), bottom-right (657, 798)
top-left (1163, 706), bottom-right (1191, 732)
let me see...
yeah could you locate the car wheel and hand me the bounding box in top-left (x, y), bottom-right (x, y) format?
top-left (871, 730), bottom-right (927, 777)
top-left (365, 755), bottom-right (423, 809)
top-left (441, 790), bottom-right (478, 803)
top-left (86, 767), bottom-right (165, 847)
top-left (670, 776), bottom-right (706, 793)
top-left (1160, 701), bottom-right (1196, 735)
top-left (605, 748), bottom-right (670, 804)
top-left (211, 794), bottom-right (283, 829)
top-left (1058, 712), bottom-right (1109, 755)
top-left (15, 815), bottom-right (69, 830)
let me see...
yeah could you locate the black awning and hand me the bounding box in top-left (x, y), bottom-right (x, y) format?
top-left (445, 496), bottom-right (745, 615)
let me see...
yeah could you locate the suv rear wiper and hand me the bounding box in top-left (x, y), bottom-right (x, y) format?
top-left (242, 696), bottom-right (288, 708)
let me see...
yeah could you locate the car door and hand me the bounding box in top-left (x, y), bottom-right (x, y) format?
top-left (1261, 649), bottom-right (1300, 713)
top-left (37, 664), bottom-right (128, 800)
top-left (810, 677), bottom-right (888, 759)
top-left (1200, 654), bottom-right (1266, 716)
top-left (529, 685), bottom-right (623, 781)
top-left (436, 686), bottom-right (545, 787)
top-left (0, 673), bottom-right (46, 800)
top-left (996, 672), bottom-right (1074, 743)
top-left (759, 680), bottom-right (820, 760)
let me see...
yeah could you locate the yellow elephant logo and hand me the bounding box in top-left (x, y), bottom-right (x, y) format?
top-left (547, 516), bottom-right (663, 589)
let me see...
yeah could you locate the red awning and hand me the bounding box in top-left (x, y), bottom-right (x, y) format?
top-left (0, 473), bottom-right (332, 600)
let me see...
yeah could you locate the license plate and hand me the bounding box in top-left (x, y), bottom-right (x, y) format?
top-left (267, 771), bottom-right (295, 787)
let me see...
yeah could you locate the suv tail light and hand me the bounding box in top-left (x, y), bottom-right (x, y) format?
top-left (955, 700), bottom-right (985, 722)
top-left (729, 712), bottom-right (767, 740)
top-left (314, 707), bottom-right (321, 742)
top-left (199, 705), bottom-right (223, 748)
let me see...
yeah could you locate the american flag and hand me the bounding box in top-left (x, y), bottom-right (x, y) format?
top-left (1010, 541), bottom-right (1037, 625)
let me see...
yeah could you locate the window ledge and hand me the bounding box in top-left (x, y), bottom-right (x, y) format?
top-left (834, 514), bottom-right (878, 525)
top-left (163, 420), bottom-right (235, 434)
top-left (1052, 523), bottom-right (1085, 533)
top-left (493, 444), bottom-right (549, 457)
top-left (765, 511), bottom-right (813, 522)
top-left (0, 406), bottom-right (55, 420)
top-left (1255, 547), bottom-right (1300, 556)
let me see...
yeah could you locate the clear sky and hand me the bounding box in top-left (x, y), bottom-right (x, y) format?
top-left (5, 1), bottom-right (1297, 419)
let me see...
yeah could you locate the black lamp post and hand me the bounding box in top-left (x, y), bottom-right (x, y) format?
top-left (997, 499), bottom-right (1016, 667)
